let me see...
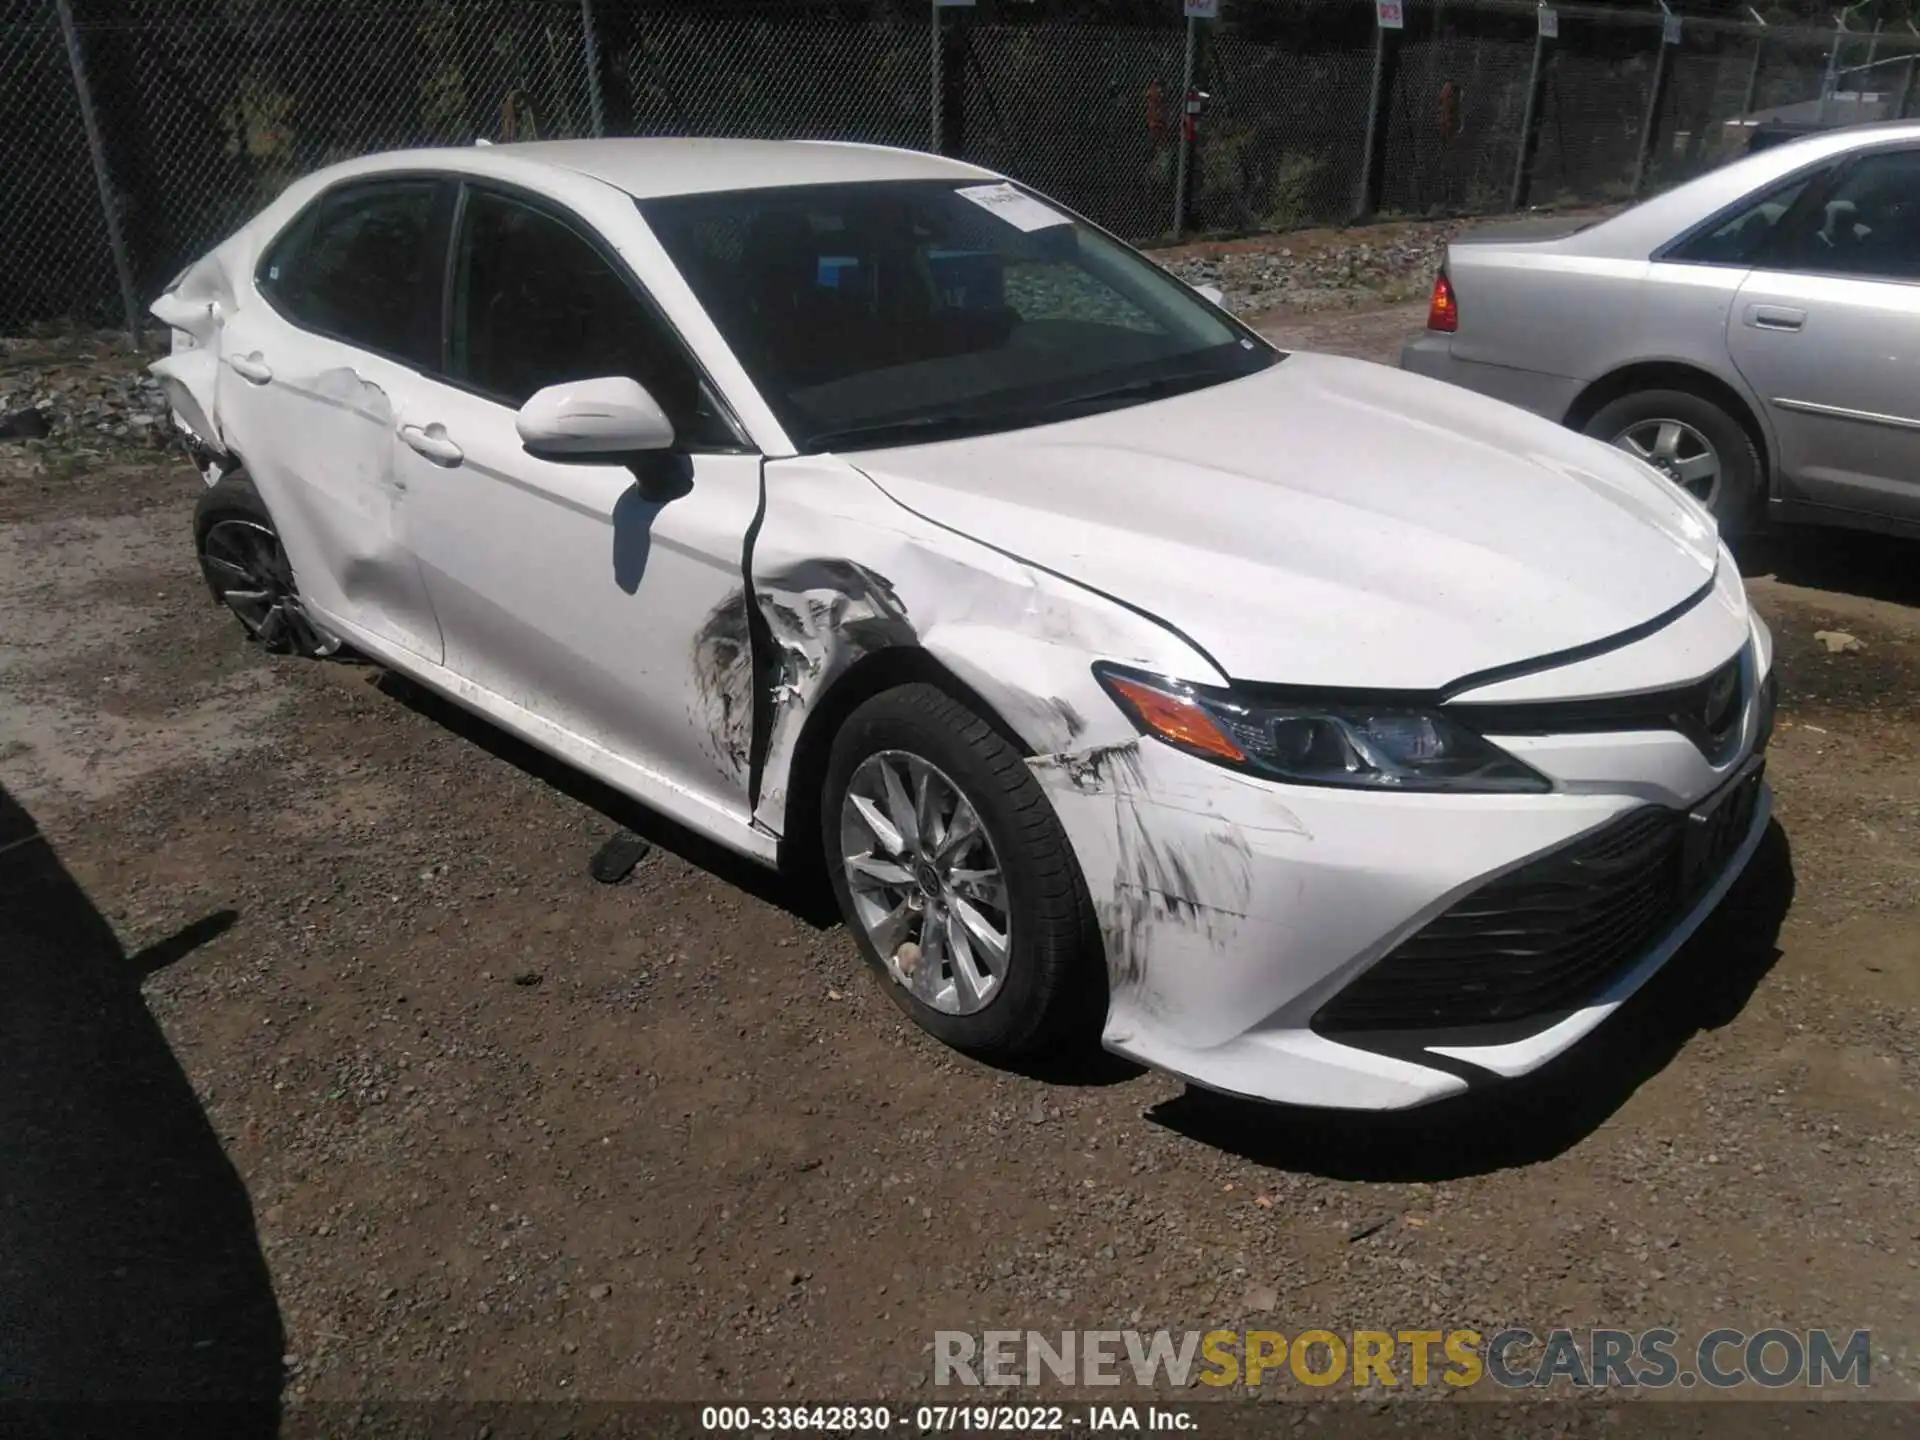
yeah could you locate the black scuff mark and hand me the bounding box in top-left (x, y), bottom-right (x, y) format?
top-left (1104, 785), bottom-right (1254, 998)
top-left (747, 557), bottom-right (919, 820)
top-left (1106, 800), bottom-right (1199, 992)
top-left (1048, 696), bottom-right (1086, 743)
top-left (692, 588), bottom-right (756, 783)
top-left (1027, 738), bottom-right (1145, 794)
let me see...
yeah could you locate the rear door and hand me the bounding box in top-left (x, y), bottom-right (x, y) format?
top-left (1726, 145), bottom-right (1920, 525)
top-left (393, 183), bottom-right (766, 817)
top-left (215, 178), bottom-right (451, 661)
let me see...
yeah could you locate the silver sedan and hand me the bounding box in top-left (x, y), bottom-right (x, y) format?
top-left (1402, 121), bottom-right (1920, 537)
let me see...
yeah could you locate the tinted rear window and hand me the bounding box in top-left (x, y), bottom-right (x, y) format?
top-left (260, 182), bottom-right (441, 365)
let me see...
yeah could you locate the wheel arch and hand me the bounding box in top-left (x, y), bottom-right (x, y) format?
top-left (1563, 360), bottom-right (1773, 491)
top-left (774, 644), bottom-right (1033, 886)
top-left (190, 467), bottom-right (266, 591)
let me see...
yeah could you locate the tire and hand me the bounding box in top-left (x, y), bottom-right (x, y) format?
top-left (822, 683), bottom-right (1098, 1059)
top-left (192, 470), bottom-right (339, 658)
top-left (1582, 388), bottom-right (1763, 535)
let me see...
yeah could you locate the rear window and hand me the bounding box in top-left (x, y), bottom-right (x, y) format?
top-left (1667, 174), bottom-right (1815, 267)
top-left (258, 181), bottom-right (442, 366)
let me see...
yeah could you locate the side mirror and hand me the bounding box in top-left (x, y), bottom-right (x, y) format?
top-left (516, 376), bottom-right (675, 458)
top-left (1195, 283), bottom-right (1227, 308)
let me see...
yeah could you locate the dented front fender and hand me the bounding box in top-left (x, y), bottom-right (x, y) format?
top-left (742, 456), bottom-right (1224, 837)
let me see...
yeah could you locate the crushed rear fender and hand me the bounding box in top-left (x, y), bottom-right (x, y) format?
top-left (149, 246), bottom-right (249, 460)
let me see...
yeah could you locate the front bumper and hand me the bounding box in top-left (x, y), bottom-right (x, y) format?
top-left (1027, 629), bottom-right (1775, 1111)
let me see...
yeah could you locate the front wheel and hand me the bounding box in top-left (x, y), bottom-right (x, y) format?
top-left (1583, 388), bottom-right (1762, 535)
top-left (822, 683), bottom-right (1098, 1058)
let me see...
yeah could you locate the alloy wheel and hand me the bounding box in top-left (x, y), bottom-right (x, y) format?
top-left (839, 750), bottom-right (1011, 1016)
top-left (1612, 418), bottom-right (1723, 508)
top-left (199, 518), bottom-right (336, 654)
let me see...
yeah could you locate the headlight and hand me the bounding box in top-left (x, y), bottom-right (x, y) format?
top-left (1094, 665), bottom-right (1550, 793)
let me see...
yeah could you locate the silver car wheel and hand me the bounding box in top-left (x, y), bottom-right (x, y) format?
top-left (1612, 418), bottom-right (1722, 508)
top-left (840, 749), bottom-right (1011, 1016)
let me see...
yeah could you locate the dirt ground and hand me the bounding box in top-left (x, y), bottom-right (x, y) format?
top-left (2, 250), bottom-right (1917, 1415)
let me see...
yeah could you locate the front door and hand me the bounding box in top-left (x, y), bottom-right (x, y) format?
top-left (394, 184), bottom-right (765, 821)
top-left (1728, 145), bottom-right (1920, 525)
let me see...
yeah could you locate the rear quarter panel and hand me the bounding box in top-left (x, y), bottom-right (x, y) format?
top-left (1445, 248), bottom-right (1647, 388)
top-left (1448, 245), bottom-right (1761, 427)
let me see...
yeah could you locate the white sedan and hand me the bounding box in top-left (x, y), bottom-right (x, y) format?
top-left (153, 138), bottom-right (1776, 1110)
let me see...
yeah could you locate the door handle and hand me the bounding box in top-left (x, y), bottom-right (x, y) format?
top-left (399, 422), bottom-right (464, 466)
top-left (227, 351), bottom-right (273, 384)
top-left (1745, 304), bottom-right (1806, 332)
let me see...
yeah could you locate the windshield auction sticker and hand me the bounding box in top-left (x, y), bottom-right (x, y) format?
top-left (955, 182), bottom-right (1071, 232)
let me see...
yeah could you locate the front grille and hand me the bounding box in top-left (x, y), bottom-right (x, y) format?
top-left (1313, 770), bottom-right (1761, 1036)
top-left (1447, 652), bottom-right (1748, 765)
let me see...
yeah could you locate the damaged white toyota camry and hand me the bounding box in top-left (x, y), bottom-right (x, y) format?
top-left (153, 138), bottom-right (1775, 1110)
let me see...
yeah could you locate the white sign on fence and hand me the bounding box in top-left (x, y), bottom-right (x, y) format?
top-left (1376, 0), bottom-right (1405, 28)
top-left (1184, 0), bottom-right (1220, 17)
top-left (1663, 12), bottom-right (1682, 42)
top-left (1538, 6), bottom-right (1559, 38)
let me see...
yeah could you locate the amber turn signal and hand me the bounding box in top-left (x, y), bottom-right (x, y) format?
top-left (1105, 675), bottom-right (1247, 763)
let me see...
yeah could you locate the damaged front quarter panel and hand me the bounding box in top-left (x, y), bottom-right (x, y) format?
top-left (689, 557), bottom-right (918, 801)
top-left (691, 589), bottom-right (756, 784)
top-left (741, 457), bottom-right (1213, 840)
top-left (750, 557), bottom-right (918, 805)
top-left (740, 456), bottom-right (1291, 1027)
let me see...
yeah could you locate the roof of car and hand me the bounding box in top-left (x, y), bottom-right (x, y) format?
top-left (1545, 117), bottom-right (1920, 257)
top-left (482, 137), bottom-right (996, 197)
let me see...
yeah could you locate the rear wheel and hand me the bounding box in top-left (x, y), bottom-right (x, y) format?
top-left (193, 471), bottom-right (339, 657)
top-left (822, 683), bottom-right (1098, 1058)
top-left (1583, 388), bottom-right (1762, 534)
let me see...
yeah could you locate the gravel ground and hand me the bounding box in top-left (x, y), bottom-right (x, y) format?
top-left (1157, 220), bottom-right (1467, 313)
top-left (2, 224), bottom-right (1917, 1419)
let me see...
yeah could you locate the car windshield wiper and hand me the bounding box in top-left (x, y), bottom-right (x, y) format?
top-left (1032, 368), bottom-right (1239, 416)
top-left (804, 411), bottom-right (1018, 452)
top-left (804, 366), bottom-right (1254, 451)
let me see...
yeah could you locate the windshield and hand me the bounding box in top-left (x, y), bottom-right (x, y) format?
top-left (637, 179), bottom-right (1278, 452)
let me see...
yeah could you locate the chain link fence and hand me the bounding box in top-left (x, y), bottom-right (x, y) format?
top-left (1528, 11), bottom-right (1657, 207)
top-left (110, 0), bottom-right (596, 299)
top-left (959, 23), bottom-right (1190, 241)
top-left (3, 0), bottom-right (1916, 337)
top-left (1197, 24), bottom-right (1378, 233)
top-left (620, 5), bottom-right (931, 149)
top-left (0, 4), bottom-right (121, 330)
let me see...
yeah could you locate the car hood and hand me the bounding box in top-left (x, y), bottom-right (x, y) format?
top-left (852, 353), bottom-right (1721, 690)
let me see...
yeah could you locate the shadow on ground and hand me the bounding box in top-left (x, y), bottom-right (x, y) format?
top-left (0, 782), bottom-right (282, 1422)
top-left (377, 672), bottom-right (1148, 1090)
top-left (1148, 822), bottom-right (1795, 1181)
top-left (1739, 526), bottom-right (1920, 610)
top-left (375, 671), bottom-right (841, 927)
